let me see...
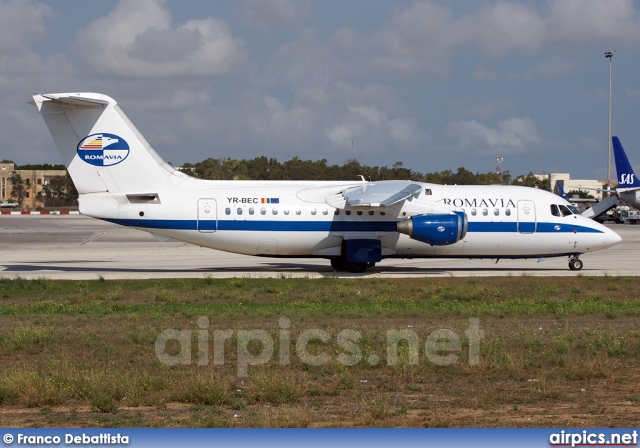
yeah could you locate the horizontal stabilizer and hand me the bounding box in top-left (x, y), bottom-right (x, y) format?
top-left (30, 93), bottom-right (111, 109)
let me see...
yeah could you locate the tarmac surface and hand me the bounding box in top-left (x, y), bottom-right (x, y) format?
top-left (0, 215), bottom-right (638, 279)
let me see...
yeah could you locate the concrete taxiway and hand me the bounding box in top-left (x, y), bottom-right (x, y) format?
top-left (0, 215), bottom-right (638, 279)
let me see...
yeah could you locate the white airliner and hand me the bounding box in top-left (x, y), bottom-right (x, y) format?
top-left (31, 92), bottom-right (620, 272)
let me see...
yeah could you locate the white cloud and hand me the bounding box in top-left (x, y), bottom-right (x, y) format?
top-left (447, 117), bottom-right (540, 154)
top-left (327, 104), bottom-right (422, 152)
top-left (0, 0), bottom-right (52, 54)
top-left (330, 0), bottom-right (640, 77)
top-left (547, 0), bottom-right (640, 43)
top-left (261, 30), bottom-right (347, 89)
top-left (73, 0), bottom-right (246, 77)
top-left (459, 2), bottom-right (545, 58)
top-left (237, 0), bottom-right (310, 30)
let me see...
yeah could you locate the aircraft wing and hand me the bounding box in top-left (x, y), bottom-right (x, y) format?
top-left (327, 180), bottom-right (422, 208)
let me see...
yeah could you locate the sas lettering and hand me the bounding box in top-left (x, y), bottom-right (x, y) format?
top-left (227, 197), bottom-right (259, 204)
top-left (621, 174), bottom-right (635, 185)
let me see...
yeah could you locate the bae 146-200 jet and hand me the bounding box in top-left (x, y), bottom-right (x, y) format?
top-left (30, 93), bottom-right (621, 272)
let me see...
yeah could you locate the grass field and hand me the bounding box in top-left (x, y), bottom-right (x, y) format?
top-left (0, 275), bottom-right (639, 427)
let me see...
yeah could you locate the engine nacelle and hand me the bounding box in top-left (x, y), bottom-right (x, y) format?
top-left (396, 212), bottom-right (468, 246)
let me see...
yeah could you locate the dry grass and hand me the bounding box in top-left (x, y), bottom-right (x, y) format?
top-left (0, 276), bottom-right (639, 427)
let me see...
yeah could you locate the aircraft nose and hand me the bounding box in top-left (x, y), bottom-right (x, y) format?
top-left (602, 226), bottom-right (622, 248)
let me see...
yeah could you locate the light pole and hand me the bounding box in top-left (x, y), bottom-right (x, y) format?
top-left (605, 51), bottom-right (615, 197)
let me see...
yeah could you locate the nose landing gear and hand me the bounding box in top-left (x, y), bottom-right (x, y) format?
top-left (568, 256), bottom-right (583, 271)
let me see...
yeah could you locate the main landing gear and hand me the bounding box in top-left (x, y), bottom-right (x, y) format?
top-left (568, 256), bottom-right (583, 271)
top-left (330, 258), bottom-right (375, 273)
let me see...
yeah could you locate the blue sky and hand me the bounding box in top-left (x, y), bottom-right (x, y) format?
top-left (3, 0), bottom-right (640, 179)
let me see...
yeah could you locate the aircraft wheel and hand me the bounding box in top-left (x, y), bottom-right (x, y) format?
top-left (330, 258), bottom-right (348, 271)
top-left (346, 262), bottom-right (368, 273)
top-left (568, 258), bottom-right (583, 271)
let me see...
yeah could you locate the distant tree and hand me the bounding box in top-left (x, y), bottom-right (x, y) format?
top-left (1, 159), bottom-right (15, 164)
top-left (41, 174), bottom-right (78, 207)
top-left (566, 189), bottom-right (595, 199)
top-left (178, 155), bottom-right (552, 188)
top-left (500, 170), bottom-right (512, 185)
top-left (9, 172), bottom-right (25, 204)
top-left (15, 163), bottom-right (66, 170)
top-left (512, 172), bottom-right (550, 190)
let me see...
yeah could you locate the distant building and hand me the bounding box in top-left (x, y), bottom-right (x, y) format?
top-left (0, 162), bottom-right (67, 209)
top-left (546, 173), bottom-right (607, 200)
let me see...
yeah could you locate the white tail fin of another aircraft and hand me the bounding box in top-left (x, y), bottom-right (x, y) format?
top-left (30, 93), bottom-right (189, 194)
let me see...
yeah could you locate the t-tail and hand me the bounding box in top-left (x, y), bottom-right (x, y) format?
top-left (612, 136), bottom-right (640, 191)
top-left (30, 93), bottom-right (189, 196)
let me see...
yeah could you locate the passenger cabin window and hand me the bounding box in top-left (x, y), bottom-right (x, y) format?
top-left (249, 208), bottom-right (254, 215)
top-left (505, 209), bottom-right (511, 216)
top-left (237, 208), bottom-right (243, 215)
top-left (260, 208), bottom-right (266, 215)
top-left (322, 209), bottom-right (328, 215)
top-left (550, 204), bottom-right (560, 217)
top-left (225, 207), bottom-right (231, 215)
top-left (284, 210), bottom-right (290, 215)
top-left (346, 210), bottom-right (351, 216)
top-left (494, 209), bottom-right (499, 216)
top-left (368, 211), bottom-right (374, 216)
top-left (334, 210), bottom-right (340, 215)
top-left (272, 208), bottom-right (278, 215)
top-left (357, 211), bottom-right (363, 216)
top-left (471, 209), bottom-right (477, 216)
top-left (482, 209), bottom-right (488, 216)
top-left (311, 208), bottom-right (317, 215)
top-left (296, 209), bottom-right (301, 215)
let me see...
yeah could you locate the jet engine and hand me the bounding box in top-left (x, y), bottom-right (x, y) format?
top-left (396, 212), bottom-right (468, 246)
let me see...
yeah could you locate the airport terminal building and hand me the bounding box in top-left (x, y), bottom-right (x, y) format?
top-left (0, 162), bottom-right (67, 209)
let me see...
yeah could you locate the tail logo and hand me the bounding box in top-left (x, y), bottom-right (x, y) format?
top-left (621, 173), bottom-right (635, 185)
top-left (77, 133), bottom-right (130, 167)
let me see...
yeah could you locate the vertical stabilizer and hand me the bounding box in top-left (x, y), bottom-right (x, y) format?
top-left (554, 182), bottom-right (569, 200)
top-left (31, 93), bottom-right (188, 194)
top-left (612, 136), bottom-right (640, 189)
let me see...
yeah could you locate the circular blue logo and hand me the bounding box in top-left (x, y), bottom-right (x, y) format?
top-left (77, 133), bottom-right (129, 167)
top-left (437, 226), bottom-right (445, 232)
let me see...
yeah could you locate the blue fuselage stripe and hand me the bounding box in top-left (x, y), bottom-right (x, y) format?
top-left (102, 218), bottom-right (603, 234)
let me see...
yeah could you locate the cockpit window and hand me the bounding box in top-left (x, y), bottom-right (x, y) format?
top-left (550, 204), bottom-right (560, 217)
top-left (558, 205), bottom-right (573, 216)
top-left (567, 205), bottom-right (580, 215)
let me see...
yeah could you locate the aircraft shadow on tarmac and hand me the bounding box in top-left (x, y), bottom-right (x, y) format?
top-left (0, 262), bottom-right (591, 276)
